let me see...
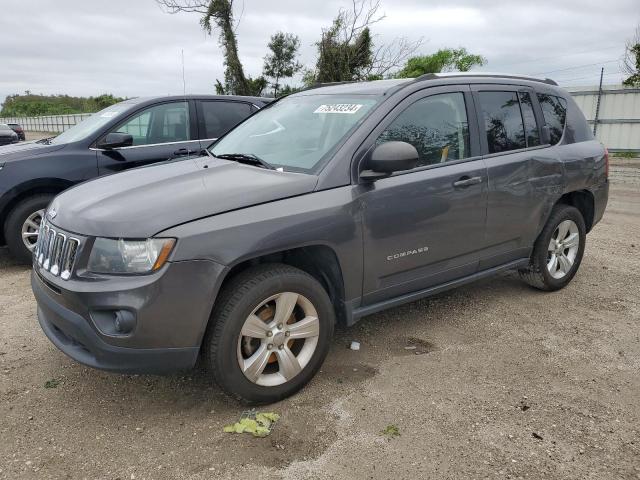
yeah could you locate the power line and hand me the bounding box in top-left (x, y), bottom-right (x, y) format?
top-left (555, 69), bottom-right (623, 80)
top-left (495, 45), bottom-right (622, 69)
top-left (556, 71), bottom-right (624, 83)
top-left (531, 59), bottom-right (620, 76)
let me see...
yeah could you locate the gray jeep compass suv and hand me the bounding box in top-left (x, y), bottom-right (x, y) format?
top-left (31, 73), bottom-right (608, 403)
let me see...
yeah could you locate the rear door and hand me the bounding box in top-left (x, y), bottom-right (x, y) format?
top-left (96, 100), bottom-right (199, 174)
top-left (359, 85), bottom-right (489, 305)
top-left (196, 100), bottom-right (255, 149)
top-left (472, 85), bottom-right (562, 269)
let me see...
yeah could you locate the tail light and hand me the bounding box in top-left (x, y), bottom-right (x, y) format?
top-left (604, 147), bottom-right (609, 179)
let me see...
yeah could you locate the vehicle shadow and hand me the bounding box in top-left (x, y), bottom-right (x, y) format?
top-left (0, 246), bottom-right (30, 271)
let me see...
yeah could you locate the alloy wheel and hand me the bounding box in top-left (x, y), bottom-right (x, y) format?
top-left (21, 209), bottom-right (45, 252)
top-left (547, 219), bottom-right (580, 279)
top-left (237, 292), bottom-right (320, 387)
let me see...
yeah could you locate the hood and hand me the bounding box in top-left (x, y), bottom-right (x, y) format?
top-left (0, 140), bottom-right (66, 162)
top-left (49, 156), bottom-right (318, 238)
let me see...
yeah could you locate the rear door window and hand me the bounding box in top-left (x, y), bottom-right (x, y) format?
top-left (478, 91), bottom-right (526, 153)
top-left (537, 94), bottom-right (567, 145)
top-left (199, 101), bottom-right (252, 139)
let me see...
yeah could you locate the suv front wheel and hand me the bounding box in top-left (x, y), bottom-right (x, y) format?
top-left (204, 264), bottom-right (335, 404)
top-left (519, 204), bottom-right (586, 291)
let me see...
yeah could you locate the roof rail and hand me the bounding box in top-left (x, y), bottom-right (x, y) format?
top-left (299, 81), bottom-right (358, 92)
top-left (414, 72), bottom-right (558, 86)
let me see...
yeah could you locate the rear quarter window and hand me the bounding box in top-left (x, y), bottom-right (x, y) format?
top-left (563, 96), bottom-right (595, 144)
top-left (537, 94), bottom-right (567, 145)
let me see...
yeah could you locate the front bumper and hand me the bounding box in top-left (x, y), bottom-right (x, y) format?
top-left (32, 258), bottom-right (226, 374)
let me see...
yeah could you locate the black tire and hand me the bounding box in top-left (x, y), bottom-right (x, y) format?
top-left (4, 194), bottom-right (54, 264)
top-left (204, 263), bottom-right (335, 404)
top-left (519, 204), bottom-right (586, 291)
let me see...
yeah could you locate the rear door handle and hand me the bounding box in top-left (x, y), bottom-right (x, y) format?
top-left (453, 176), bottom-right (483, 188)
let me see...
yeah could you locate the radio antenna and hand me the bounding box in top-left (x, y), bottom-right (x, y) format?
top-left (180, 49), bottom-right (197, 165)
top-left (181, 49), bottom-right (186, 97)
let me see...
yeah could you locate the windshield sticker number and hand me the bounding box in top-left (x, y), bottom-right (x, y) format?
top-left (314, 104), bottom-right (363, 114)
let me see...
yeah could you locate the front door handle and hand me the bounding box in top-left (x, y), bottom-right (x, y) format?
top-left (453, 176), bottom-right (483, 188)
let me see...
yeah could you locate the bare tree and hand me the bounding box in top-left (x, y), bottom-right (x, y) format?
top-left (366, 36), bottom-right (424, 78)
top-left (622, 25), bottom-right (640, 86)
top-left (156, 0), bottom-right (208, 14)
top-left (308, 0), bottom-right (422, 83)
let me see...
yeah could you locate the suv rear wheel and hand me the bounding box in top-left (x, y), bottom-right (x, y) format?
top-left (519, 204), bottom-right (586, 291)
top-left (204, 264), bottom-right (335, 404)
top-left (4, 194), bottom-right (54, 264)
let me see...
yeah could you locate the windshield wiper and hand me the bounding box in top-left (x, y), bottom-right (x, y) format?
top-left (214, 153), bottom-right (276, 170)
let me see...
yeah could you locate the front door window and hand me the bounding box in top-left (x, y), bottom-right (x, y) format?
top-left (112, 102), bottom-right (190, 146)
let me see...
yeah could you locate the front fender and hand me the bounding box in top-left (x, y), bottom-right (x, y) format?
top-left (160, 186), bottom-right (364, 302)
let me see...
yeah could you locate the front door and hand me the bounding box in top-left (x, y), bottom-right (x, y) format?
top-left (97, 100), bottom-right (199, 174)
top-left (359, 87), bottom-right (489, 306)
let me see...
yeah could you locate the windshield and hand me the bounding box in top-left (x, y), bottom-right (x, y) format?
top-left (50, 103), bottom-right (135, 144)
top-left (0, 124), bottom-right (12, 131)
top-left (210, 94), bottom-right (380, 173)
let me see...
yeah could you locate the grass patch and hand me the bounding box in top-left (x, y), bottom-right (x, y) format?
top-left (381, 424), bottom-right (400, 438)
top-left (44, 379), bottom-right (59, 389)
top-left (613, 152), bottom-right (638, 159)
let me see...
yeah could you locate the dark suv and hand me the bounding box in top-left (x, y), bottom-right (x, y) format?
top-left (7, 123), bottom-right (25, 141)
top-left (0, 95), bottom-right (271, 262)
top-left (31, 74), bottom-right (608, 404)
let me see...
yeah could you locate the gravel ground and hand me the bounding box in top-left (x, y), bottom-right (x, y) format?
top-left (1, 161), bottom-right (638, 480)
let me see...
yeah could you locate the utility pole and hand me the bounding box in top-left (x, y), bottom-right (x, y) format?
top-left (593, 67), bottom-right (604, 136)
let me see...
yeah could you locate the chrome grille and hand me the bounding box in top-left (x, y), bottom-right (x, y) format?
top-left (35, 218), bottom-right (80, 280)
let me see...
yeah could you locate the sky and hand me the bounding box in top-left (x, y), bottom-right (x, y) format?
top-left (1, 0), bottom-right (639, 106)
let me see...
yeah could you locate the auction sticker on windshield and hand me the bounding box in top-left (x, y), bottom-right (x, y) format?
top-left (314, 104), bottom-right (363, 114)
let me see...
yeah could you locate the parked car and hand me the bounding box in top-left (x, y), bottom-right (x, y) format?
top-left (0, 124), bottom-right (19, 146)
top-left (0, 94), bottom-right (271, 262)
top-left (7, 123), bottom-right (25, 141)
top-left (31, 74), bottom-right (608, 404)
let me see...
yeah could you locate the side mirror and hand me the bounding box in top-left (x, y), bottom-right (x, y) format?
top-left (97, 132), bottom-right (133, 150)
top-left (360, 141), bottom-right (419, 181)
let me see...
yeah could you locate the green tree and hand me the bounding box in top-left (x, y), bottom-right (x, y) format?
top-left (1, 93), bottom-right (124, 117)
top-left (157, 0), bottom-right (265, 95)
top-left (263, 32), bottom-right (302, 97)
top-left (622, 26), bottom-right (640, 87)
top-left (276, 84), bottom-right (303, 98)
top-left (395, 48), bottom-right (486, 78)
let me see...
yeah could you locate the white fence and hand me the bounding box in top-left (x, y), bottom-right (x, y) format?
top-left (0, 113), bottom-right (92, 133)
top-left (568, 84), bottom-right (640, 153)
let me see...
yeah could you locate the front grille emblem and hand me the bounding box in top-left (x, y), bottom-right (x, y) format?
top-left (48, 209), bottom-right (57, 220)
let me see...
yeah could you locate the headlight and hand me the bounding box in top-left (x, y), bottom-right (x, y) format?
top-left (87, 238), bottom-right (176, 274)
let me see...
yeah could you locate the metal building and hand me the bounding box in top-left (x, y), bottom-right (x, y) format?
top-left (568, 84), bottom-right (640, 153)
